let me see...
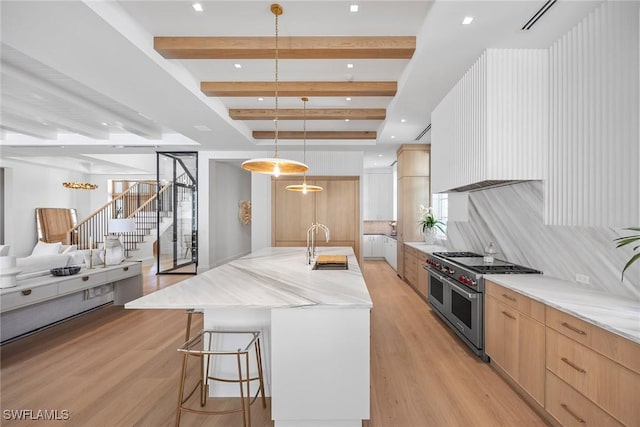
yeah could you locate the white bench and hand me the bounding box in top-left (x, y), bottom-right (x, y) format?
top-left (0, 262), bottom-right (143, 342)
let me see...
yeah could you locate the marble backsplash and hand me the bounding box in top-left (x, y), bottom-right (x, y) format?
top-left (363, 220), bottom-right (395, 235)
top-left (446, 181), bottom-right (640, 301)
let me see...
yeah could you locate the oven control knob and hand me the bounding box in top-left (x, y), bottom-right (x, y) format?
top-left (458, 275), bottom-right (465, 283)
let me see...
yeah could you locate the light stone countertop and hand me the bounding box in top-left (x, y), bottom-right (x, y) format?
top-left (125, 247), bottom-right (372, 310)
top-left (403, 242), bottom-right (448, 254)
top-left (484, 274), bottom-right (640, 344)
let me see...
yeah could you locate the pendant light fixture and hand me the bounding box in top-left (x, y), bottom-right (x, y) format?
top-left (242, 4), bottom-right (309, 176)
top-left (286, 97), bottom-right (323, 194)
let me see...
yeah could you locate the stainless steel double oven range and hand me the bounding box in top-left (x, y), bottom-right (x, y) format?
top-left (425, 252), bottom-right (541, 361)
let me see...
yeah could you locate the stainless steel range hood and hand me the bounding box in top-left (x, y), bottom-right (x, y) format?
top-left (446, 180), bottom-right (529, 193)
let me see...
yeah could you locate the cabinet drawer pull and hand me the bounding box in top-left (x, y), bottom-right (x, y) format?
top-left (123, 267), bottom-right (129, 272)
top-left (560, 403), bottom-right (586, 424)
top-left (561, 357), bottom-right (587, 373)
top-left (501, 311), bottom-right (516, 320)
top-left (21, 290), bottom-right (32, 296)
top-left (82, 276), bottom-right (90, 282)
top-left (501, 293), bottom-right (516, 302)
top-left (561, 321), bottom-right (587, 335)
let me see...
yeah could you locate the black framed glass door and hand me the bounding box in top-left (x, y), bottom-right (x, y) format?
top-left (156, 152), bottom-right (198, 274)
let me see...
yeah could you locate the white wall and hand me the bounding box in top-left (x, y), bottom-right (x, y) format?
top-left (210, 160), bottom-right (251, 267)
top-left (0, 159), bottom-right (93, 256)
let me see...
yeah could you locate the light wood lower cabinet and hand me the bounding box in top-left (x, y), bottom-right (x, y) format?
top-left (402, 245), bottom-right (428, 298)
top-left (546, 369), bottom-right (623, 427)
top-left (485, 286), bottom-right (545, 406)
top-left (546, 327), bottom-right (640, 426)
top-left (486, 281), bottom-right (640, 427)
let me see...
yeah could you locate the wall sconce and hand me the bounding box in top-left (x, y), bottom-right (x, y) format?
top-left (238, 200), bottom-right (251, 225)
top-left (63, 182), bottom-right (98, 190)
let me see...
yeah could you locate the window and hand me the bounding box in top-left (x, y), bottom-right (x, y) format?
top-left (432, 193), bottom-right (448, 238)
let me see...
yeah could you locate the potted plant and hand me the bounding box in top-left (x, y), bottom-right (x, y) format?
top-left (614, 227), bottom-right (640, 279)
top-left (418, 205), bottom-right (445, 244)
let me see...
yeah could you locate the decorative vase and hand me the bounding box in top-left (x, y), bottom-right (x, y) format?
top-left (423, 228), bottom-right (437, 244)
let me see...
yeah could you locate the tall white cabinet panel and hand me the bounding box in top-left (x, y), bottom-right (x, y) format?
top-left (431, 49), bottom-right (548, 193)
top-left (545, 1), bottom-right (639, 226)
top-left (363, 169), bottom-right (393, 220)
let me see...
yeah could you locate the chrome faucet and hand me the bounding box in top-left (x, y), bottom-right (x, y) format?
top-left (306, 222), bottom-right (330, 264)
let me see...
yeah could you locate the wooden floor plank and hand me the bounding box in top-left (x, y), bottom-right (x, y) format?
top-left (0, 261), bottom-right (546, 426)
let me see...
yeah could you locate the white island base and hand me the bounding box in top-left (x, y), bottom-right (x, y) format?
top-left (126, 247), bottom-right (372, 426)
top-left (205, 306), bottom-right (369, 427)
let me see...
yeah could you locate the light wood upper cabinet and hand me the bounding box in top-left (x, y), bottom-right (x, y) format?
top-left (397, 147), bottom-right (429, 177)
top-left (272, 176), bottom-right (359, 258)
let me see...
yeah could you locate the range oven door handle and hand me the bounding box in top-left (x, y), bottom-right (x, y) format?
top-left (426, 266), bottom-right (478, 299)
top-left (448, 279), bottom-right (478, 300)
top-left (425, 265), bottom-right (443, 280)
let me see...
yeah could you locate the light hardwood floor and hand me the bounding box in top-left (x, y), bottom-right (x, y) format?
top-left (0, 261), bottom-right (547, 426)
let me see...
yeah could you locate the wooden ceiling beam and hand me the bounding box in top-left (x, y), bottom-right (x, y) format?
top-left (154, 36), bottom-right (415, 59)
top-left (202, 81), bottom-right (396, 97)
top-left (230, 108), bottom-right (386, 120)
top-left (253, 131), bottom-right (376, 140)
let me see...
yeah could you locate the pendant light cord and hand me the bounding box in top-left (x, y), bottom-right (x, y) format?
top-left (302, 97), bottom-right (307, 165)
top-left (274, 7), bottom-right (280, 158)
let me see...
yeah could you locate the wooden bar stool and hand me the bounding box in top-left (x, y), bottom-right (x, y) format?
top-left (175, 329), bottom-right (266, 427)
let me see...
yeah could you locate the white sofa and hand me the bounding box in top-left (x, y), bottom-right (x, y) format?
top-left (10, 242), bottom-right (96, 280)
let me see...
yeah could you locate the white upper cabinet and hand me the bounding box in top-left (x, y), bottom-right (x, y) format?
top-left (431, 49), bottom-right (549, 194)
top-left (363, 169), bottom-right (394, 220)
top-left (545, 1), bottom-right (639, 227)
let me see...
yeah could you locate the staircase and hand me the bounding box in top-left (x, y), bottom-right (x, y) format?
top-left (68, 181), bottom-right (173, 260)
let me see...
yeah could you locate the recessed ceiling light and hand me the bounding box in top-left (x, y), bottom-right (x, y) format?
top-left (347, 63), bottom-right (354, 69)
top-left (391, 135), bottom-right (396, 139)
top-left (101, 122), bottom-right (109, 126)
top-left (192, 3), bottom-right (203, 12)
top-left (234, 63), bottom-right (242, 69)
top-left (401, 119), bottom-right (406, 123)
top-left (345, 119), bottom-right (350, 122)
top-left (258, 97), bottom-right (264, 101)
top-left (60, 146), bottom-right (65, 148)
top-left (346, 97), bottom-right (352, 101)
top-left (373, 162), bottom-right (378, 166)
top-left (350, 4), bottom-right (359, 13)
top-left (462, 16), bottom-right (474, 25)
top-left (378, 154), bottom-right (383, 157)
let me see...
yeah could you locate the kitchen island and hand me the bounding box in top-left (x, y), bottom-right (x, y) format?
top-left (126, 246), bottom-right (372, 427)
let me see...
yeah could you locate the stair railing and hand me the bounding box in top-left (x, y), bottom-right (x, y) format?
top-left (127, 181), bottom-right (173, 242)
top-left (68, 181), bottom-right (157, 250)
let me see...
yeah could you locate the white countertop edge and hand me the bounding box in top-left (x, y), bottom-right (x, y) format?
top-left (484, 274), bottom-right (640, 345)
top-left (403, 242), bottom-right (448, 253)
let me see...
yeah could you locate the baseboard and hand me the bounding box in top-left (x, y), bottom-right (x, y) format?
top-left (1, 302), bottom-right (113, 345)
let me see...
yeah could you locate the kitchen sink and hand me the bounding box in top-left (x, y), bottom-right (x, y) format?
top-left (312, 255), bottom-right (349, 270)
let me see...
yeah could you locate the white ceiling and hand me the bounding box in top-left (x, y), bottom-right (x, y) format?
top-left (0, 0), bottom-right (602, 172)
